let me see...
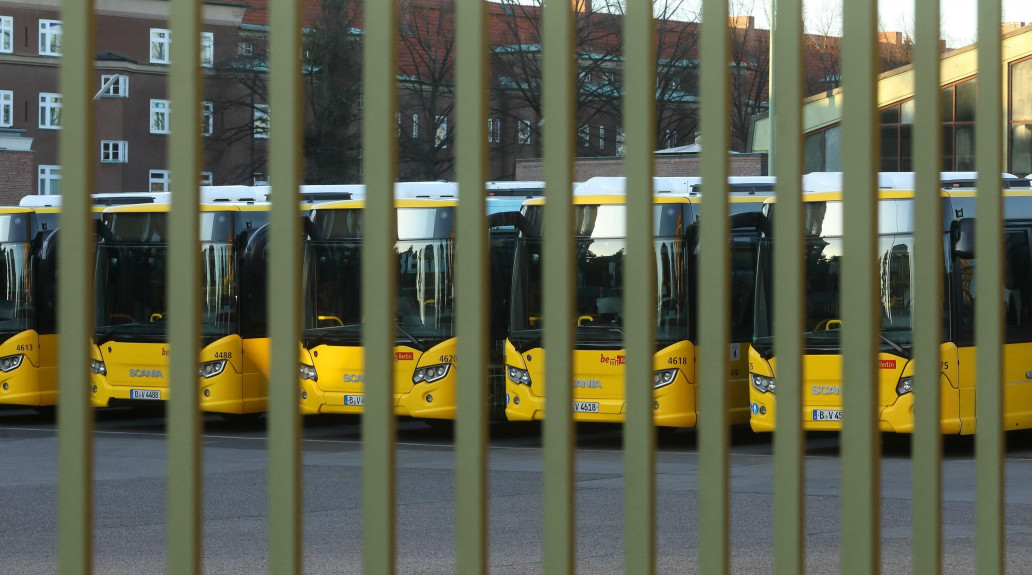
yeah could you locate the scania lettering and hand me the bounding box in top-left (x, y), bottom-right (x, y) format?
top-left (749, 173), bottom-right (1032, 433)
top-left (504, 176), bottom-right (772, 427)
top-left (90, 199), bottom-right (271, 414)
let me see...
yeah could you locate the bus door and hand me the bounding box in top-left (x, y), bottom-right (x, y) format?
top-left (1003, 227), bottom-right (1032, 429)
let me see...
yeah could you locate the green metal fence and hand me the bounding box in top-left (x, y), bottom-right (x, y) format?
top-left (53, 0), bottom-right (1007, 573)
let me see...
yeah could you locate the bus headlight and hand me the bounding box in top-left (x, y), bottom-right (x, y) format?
top-left (198, 360), bottom-right (227, 379)
top-left (413, 364), bottom-right (451, 384)
top-left (896, 376), bottom-right (913, 396)
top-left (299, 362), bottom-right (318, 382)
top-left (750, 373), bottom-right (775, 394)
top-left (653, 369), bottom-right (678, 389)
top-left (0, 354), bottom-right (24, 372)
top-left (90, 360), bottom-right (106, 375)
top-left (506, 365), bottom-right (531, 386)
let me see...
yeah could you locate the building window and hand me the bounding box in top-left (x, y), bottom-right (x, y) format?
top-left (238, 41), bottom-right (252, 56)
top-left (202, 101), bottom-right (213, 136)
top-left (1011, 58), bottom-right (1032, 175)
top-left (0, 90), bottom-right (12, 128)
top-left (664, 129), bottom-right (678, 149)
top-left (150, 29), bottom-right (170, 64)
top-left (38, 165), bottom-right (61, 195)
top-left (38, 93), bottom-right (61, 129)
top-left (100, 140), bottom-right (128, 163)
top-left (99, 74), bottom-right (128, 98)
top-left (578, 124), bottom-right (589, 147)
top-left (39, 20), bottom-right (61, 56)
top-left (488, 117), bottom-right (501, 143)
top-left (200, 171), bottom-right (213, 186)
top-left (412, 114), bottom-right (419, 138)
top-left (149, 170), bottom-right (170, 192)
top-left (254, 104), bottom-right (270, 138)
top-left (518, 119), bottom-right (531, 145)
top-left (150, 99), bottom-right (170, 134)
top-left (615, 127), bottom-right (625, 156)
top-left (200, 32), bottom-right (214, 67)
top-left (435, 115), bottom-right (447, 148)
top-left (253, 173), bottom-right (268, 185)
top-left (1, 16), bottom-right (13, 54)
top-left (599, 125), bottom-right (605, 150)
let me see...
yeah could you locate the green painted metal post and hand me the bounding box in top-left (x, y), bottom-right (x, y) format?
top-left (911, 0), bottom-right (944, 572)
top-left (455, 0), bottom-right (490, 573)
top-left (975, 1), bottom-right (1005, 573)
top-left (167, 0), bottom-right (203, 572)
top-left (361, 1), bottom-right (399, 574)
top-left (770, 0), bottom-right (805, 573)
top-left (698, 0), bottom-right (730, 573)
top-left (267, 0), bottom-right (304, 572)
top-left (542, 0), bottom-right (576, 572)
top-left (56, 0), bottom-right (96, 573)
top-left (622, 1), bottom-right (657, 573)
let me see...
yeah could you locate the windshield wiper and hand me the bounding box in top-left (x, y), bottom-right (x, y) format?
top-left (95, 322), bottom-right (145, 343)
top-left (510, 330), bottom-right (542, 352)
top-left (395, 324), bottom-right (424, 350)
top-left (879, 332), bottom-right (909, 358)
top-left (303, 323), bottom-right (361, 349)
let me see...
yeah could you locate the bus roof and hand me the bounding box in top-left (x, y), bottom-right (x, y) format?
top-left (801, 172), bottom-right (1030, 193)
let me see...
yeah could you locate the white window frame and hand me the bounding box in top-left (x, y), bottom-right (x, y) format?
top-left (200, 171), bottom-right (213, 186)
top-left (200, 32), bottom-right (214, 68)
top-left (665, 129), bottom-right (678, 149)
top-left (237, 41), bottom-right (252, 56)
top-left (38, 19), bottom-right (61, 56)
top-left (434, 115), bottom-right (447, 148)
top-left (0, 90), bottom-right (12, 128)
top-left (150, 99), bottom-right (170, 134)
top-left (253, 104), bottom-right (270, 139)
top-left (578, 124), bottom-right (590, 147)
top-left (616, 127), bottom-right (625, 157)
top-left (202, 101), bottom-right (213, 136)
top-left (412, 114), bottom-right (419, 138)
top-left (518, 119), bottom-right (531, 145)
top-left (99, 74), bottom-right (128, 98)
top-left (150, 28), bottom-right (170, 64)
top-left (149, 170), bottom-right (170, 192)
top-left (100, 140), bottom-right (128, 164)
top-left (599, 125), bottom-right (605, 150)
top-left (1, 16), bottom-right (13, 54)
top-left (488, 117), bottom-right (501, 143)
top-left (38, 93), bottom-right (61, 129)
top-left (38, 165), bottom-right (61, 195)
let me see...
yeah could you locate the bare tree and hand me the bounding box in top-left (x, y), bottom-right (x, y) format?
top-left (804, 1), bottom-right (842, 96)
top-left (654, 0), bottom-right (701, 150)
top-left (728, 0), bottom-right (770, 151)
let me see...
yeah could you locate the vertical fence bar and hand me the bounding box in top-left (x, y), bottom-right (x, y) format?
top-left (911, 0), bottom-right (944, 571)
top-left (542, 0), bottom-right (576, 572)
top-left (770, 0), bottom-right (805, 572)
top-left (167, 0), bottom-right (203, 572)
top-left (56, 0), bottom-right (95, 572)
top-left (454, 0), bottom-right (489, 572)
top-left (622, 0), bottom-right (656, 572)
top-left (267, 0), bottom-right (304, 572)
top-left (975, 0), bottom-right (1004, 572)
top-left (698, 0), bottom-right (730, 573)
top-left (362, 0), bottom-right (399, 573)
top-left (839, 0), bottom-right (880, 573)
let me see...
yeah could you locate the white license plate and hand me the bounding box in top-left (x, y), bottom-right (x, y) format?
top-left (812, 409), bottom-right (842, 421)
top-left (130, 389), bottom-right (161, 401)
top-left (344, 395), bottom-right (365, 406)
top-left (573, 401), bottom-right (599, 413)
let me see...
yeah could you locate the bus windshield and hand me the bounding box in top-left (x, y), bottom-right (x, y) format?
top-left (0, 242), bottom-right (33, 334)
top-left (753, 200), bottom-right (919, 356)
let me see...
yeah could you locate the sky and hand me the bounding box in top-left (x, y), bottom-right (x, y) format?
top-left (747, 0), bottom-right (1032, 49)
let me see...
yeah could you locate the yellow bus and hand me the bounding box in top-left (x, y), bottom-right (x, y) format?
top-left (90, 198), bottom-right (271, 414)
top-left (0, 193), bottom-right (169, 409)
top-left (297, 182), bottom-right (529, 420)
top-left (748, 174), bottom-right (1032, 434)
top-left (503, 177), bottom-right (772, 427)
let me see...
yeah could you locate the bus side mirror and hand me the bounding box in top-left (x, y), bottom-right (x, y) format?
top-left (952, 217), bottom-right (975, 259)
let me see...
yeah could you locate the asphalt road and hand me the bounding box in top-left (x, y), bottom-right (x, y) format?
top-left (1, 406), bottom-right (1032, 574)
